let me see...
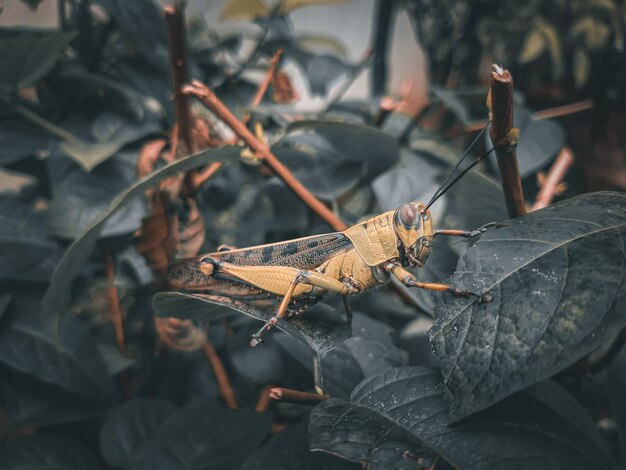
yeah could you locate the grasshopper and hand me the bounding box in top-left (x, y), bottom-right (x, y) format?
top-left (165, 125), bottom-right (503, 394)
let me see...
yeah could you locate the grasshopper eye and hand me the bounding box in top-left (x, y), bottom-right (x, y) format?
top-left (398, 203), bottom-right (420, 227)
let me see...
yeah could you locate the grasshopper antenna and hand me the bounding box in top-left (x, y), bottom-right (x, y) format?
top-left (423, 123), bottom-right (492, 212)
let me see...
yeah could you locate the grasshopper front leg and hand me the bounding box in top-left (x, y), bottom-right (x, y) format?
top-left (384, 262), bottom-right (492, 303)
top-left (434, 221), bottom-right (503, 239)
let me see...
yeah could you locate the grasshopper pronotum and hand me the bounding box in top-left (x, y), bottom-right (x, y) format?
top-left (166, 125), bottom-right (501, 393)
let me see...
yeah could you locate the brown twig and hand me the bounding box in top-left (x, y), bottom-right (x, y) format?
top-left (255, 385), bottom-right (274, 413)
top-left (251, 49), bottom-right (283, 109)
top-left (488, 65), bottom-right (526, 217)
top-left (105, 250), bottom-right (130, 400)
top-left (182, 80), bottom-right (348, 231)
top-left (164, 2), bottom-right (193, 155)
top-left (105, 251), bottom-right (126, 353)
top-left (531, 99), bottom-right (594, 121)
top-left (269, 387), bottom-right (330, 405)
top-left (532, 147), bottom-right (575, 211)
top-left (201, 338), bottom-right (239, 410)
top-left (457, 99), bottom-right (595, 136)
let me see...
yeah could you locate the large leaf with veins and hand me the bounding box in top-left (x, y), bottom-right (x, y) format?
top-left (429, 191), bottom-right (626, 419)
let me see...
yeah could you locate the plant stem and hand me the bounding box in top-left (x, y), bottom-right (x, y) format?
top-left (532, 147), bottom-right (574, 211)
top-left (164, 2), bottom-right (193, 154)
top-left (488, 66), bottom-right (526, 217)
top-left (201, 338), bottom-right (239, 410)
top-left (269, 387), bottom-right (329, 405)
top-left (371, 0), bottom-right (395, 95)
top-left (105, 250), bottom-right (130, 400)
top-left (251, 49), bottom-right (283, 109)
top-left (183, 81), bottom-right (348, 231)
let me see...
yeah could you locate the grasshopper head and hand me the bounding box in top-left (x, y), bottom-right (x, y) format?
top-left (393, 202), bottom-right (434, 267)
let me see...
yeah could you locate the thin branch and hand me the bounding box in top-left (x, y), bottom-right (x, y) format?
top-left (105, 250), bottom-right (130, 400)
top-left (325, 48), bottom-right (374, 111)
top-left (457, 99), bottom-right (595, 136)
top-left (531, 99), bottom-right (594, 121)
top-left (255, 386), bottom-right (273, 413)
top-left (251, 49), bottom-right (283, 109)
top-left (371, 0), bottom-right (396, 95)
top-left (201, 338), bottom-right (239, 410)
top-left (182, 80), bottom-right (348, 231)
top-left (532, 147), bottom-right (575, 211)
top-left (269, 387), bottom-right (330, 405)
top-left (164, 2), bottom-right (193, 155)
top-left (488, 65), bottom-right (526, 217)
top-left (105, 251), bottom-right (126, 353)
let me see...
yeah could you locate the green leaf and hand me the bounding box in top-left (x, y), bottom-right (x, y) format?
top-left (99, 398), bottom-right (176, 468)
top-left (430, 192), bottom-right (626, 419)
top-left (0, 30), bottom-right (75, 94)
top-left (40, 146), bottom-right (240, 342)
top-left (153, 293), bottom-right (351, 356)
top-left (126, 402), bottom-right (272, 469)
top-left (310, 367), bottom-right (614, 469)
top-left (0, 435), bottom-right (103, 470)
top-left (0, 299), bottom-right (113, 405)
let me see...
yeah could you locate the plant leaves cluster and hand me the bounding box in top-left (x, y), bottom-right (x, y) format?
top-left (1, 1), bottom-right (625, 469)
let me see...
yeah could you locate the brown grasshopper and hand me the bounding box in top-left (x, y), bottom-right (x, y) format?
top-left (167, 126), bottom-right (501, 353)
top-left (167, 202), bottom-right (495, 346)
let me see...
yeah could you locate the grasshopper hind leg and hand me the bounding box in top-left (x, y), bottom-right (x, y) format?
top-left (250, 270), bottom-right (353, 347)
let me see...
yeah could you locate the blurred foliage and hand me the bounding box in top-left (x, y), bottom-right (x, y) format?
top-left (0, 0), bottom-right (625, 469)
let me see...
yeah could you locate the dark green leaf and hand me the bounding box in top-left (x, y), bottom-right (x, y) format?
top-left (228, 324), bottom-right (286, 384)
top-left (99, 398), bottom-right (176, 468)
top-left (95, 0), bottom-right (169, 70)
top-left (430, 192), bottom-right (626, 419)
top-left (274, 120), bottom-right (399, 200)
top-left (0, 299), bottom-right (113, 405)
top-left (306, 54), bottom-right (353, 96)
top-left (153, 293), bottom-right (351, 356)
top-left (41, 146), bottom-right (240, 342)
top-left (47, 151), bottom-right (146, 239)
top-left (241, 417), bottom-right (359, 470)
top-left (0, 30), bottom-right (75, 93)
top-left (0, 199), bottom-right (63, 282)
top-left (607, 345), bottom-right (626, 455)
top-left (0, 434), bottom-right (102, 470)
top-left (276, 312), bottom-right (406, 397)
top-left (310, 367), bottom-right (614, 470)
top-left (127, 402), bottom-right (272, 470)
top-left (0, 117), bottom-right (54, 165)
top-left (0, 370), bottom-right (98, 427)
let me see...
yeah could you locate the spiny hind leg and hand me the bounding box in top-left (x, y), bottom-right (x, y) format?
top-left (250, 270), bottom-right (353, 347)
top-left (385, 262), bottom-right (492, 303)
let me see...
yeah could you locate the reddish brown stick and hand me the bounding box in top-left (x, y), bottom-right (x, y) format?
top-left (251, 49), bottom-right (283, 108)
top-left (165, 2), bottom-right (193, 155)
top-left (105, 250), bottom-right (130, 400)
top-left (255, 386), bottom-right (274, 413)
top-left (105, 251), bottom-right (126, 353)
top-left (458, 99), bottom-right (594, 135)
top-left (182, 80), bottom-right (348, 231)
top-left (201, 338), bottom-right (239, 410)
top-left (489, 66), bottom-right (526, 217)
top-left (532, 147), bottom-right (575, 211)
top-left (269, 387), bottom-right (330, 405)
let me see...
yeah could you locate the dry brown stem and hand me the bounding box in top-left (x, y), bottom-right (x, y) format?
top-left (182, 80), bottom-right (348, 231)
top-left (532, 147), bottom-right (575, 211)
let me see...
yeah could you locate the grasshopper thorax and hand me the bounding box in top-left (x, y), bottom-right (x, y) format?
top-left (393, 202), bottom-right (433, 267)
